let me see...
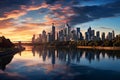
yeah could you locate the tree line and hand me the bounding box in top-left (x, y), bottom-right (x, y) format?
top-left (47, 35), bottom-right (120, 47)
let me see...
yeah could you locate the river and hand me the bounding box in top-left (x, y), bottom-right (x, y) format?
top-left (0, 46), bottom-right (120, 80)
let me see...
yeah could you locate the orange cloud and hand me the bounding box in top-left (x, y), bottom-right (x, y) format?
top-left (49, 4), bottom-right (62, 11)
top-left (21, 3), bottom-right (49, 11)
top-left (0, 3), bottom-right (49, 21)
top-left (21, 22), bottom-right (47, 27)
top-left (0, 10), bottom-right (26, 20)
top-left (44, 6), bottom-right (74, 26)
top-left (0, 19), bottom-right (15, 29)
top-left (0, 2), bottom-right (76, 41)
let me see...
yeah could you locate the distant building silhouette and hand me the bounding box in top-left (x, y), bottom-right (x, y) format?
top-left (42, 30), bottom-right (47, 43)
top-left (112, 30), bottom-right (115, 39)
top-left (31, 23), bottom-right (118, 43)
top-left (47, 33), bottom-right (52, 42)
top-left (91, 30), bottom-right (95, 40)
top-left (107, 32), bottom-right (112, 40)
top-left (96, 31), bottom-right (100, 41)
top-left (77, 28), bottom-right (80, 40)
top-left (102, 32), bottom-right (105, 41)
top-left (52, 23), bottom-right (55, 41)
top-left (32, 34), bottom-right (35, 44)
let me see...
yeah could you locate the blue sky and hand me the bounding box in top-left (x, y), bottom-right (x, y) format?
top-left (75, 16), bottom-right (120, 36)
top-left (0, 0), bottom-right (120, 41)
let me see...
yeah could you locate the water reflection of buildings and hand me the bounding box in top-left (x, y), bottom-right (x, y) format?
top-left (32, 46), bottom-right (120, 66)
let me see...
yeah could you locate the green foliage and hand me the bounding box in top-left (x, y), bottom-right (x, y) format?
top-left (113, 41), bottom-right (120, 46)
top-left (0, 36), bottom-right (14, 48)
top-left (41, 35), bottom-right (120, 47)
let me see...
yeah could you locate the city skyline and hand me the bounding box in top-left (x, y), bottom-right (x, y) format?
top-left (0, 0), bottom-right (120, 41)
top-left (32, 23), bottom-right (117, 44)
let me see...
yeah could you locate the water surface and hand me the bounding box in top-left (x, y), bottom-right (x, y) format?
top-left (0, 46), bottom-right (120, 80)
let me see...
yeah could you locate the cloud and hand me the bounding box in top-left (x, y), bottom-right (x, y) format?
top-left (0, 19), bottom-right (15, 29)
top-left (49, 4), bottom-right (62, 11)
top-left (67, 0), bottom-right (120, 26)
top-left (99, 27), bottom-right (113, 30)
top-left (0, 0), bottom-right (120, 41)
top-left (0, 2), bottom-right (49, 21)
top-left (21, 2), bottom-right (49, 11)
top-left (0, 0), bottom-right (29, 8)
top-left (21, 22), bottom-right (47, 27)
top-left (0, 10), bottom-right (27, 20)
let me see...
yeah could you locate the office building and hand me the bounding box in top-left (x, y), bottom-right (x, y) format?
top-left (42, 30), bottom-right (47, 43)
top-left (96, 31), bottom-right (100, 40)
top-left (77, 27), bottom-right (80, 40)
top-left (102, 32), bottom-right (105, 41)
top-left (112, 30), bottom-right (115, 39)
top-left (52, 23), bottom-right (55, 41)
top-left (32, 34), bottom-right (35, 44)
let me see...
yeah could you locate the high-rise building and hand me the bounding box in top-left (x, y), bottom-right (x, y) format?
top-left (58, 30), bottom-right (64, 41)
top-left (102, 32), bottom-right (105, 41)
top-left (112, 30), bottom-right (115, 39)
top-left (32, 34), bottom-right (35, 44)
top-left (66, 23), bottom-right (71, 34)
top-left (47, 33), bottom-right (52, 42)
top-left (77, 28), bottom-right (80, 40)
top-left (64, 28), bottom-right (67, 36)
top-left (42, 30), bottom-right (47, 43)
top-left (85, 32), bottom-right (88, 41)
top-left (39, 34), bottom-right (42, 43)
top-left (87, 27), bottom-right (92, 41)
top-left (52, 23), bottom-right (55, 41)
top-left (80, 32), bottom-right (83, 40)
top-left (88, 27), bottom-right (91, 33)
top-left (107, 32), bottom-right (112, 40)
top-left (71, 30), bottom-right (77, 41)
top-left (66, 23), bottom-right (71, 40)
top-left (57, 32), bottom-right (59, 41)
top-left (91, 30), bottom-right (95, 40)
top-left (96, 31), bottom-right (100, 40)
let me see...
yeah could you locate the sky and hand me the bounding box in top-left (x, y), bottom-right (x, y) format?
top-left (0, 0), bottom-right (120, 41)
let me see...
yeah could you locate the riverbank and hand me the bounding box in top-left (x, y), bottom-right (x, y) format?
top-left (38, 45), bottom-right (120, 51)
top-left (31, 43), bottom-right (120, 50)
top-left (77, 46), bottom-right (120, 50)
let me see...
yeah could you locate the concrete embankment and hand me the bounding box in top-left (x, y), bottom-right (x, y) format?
top-left (77, 46), bottom-right (120, 50)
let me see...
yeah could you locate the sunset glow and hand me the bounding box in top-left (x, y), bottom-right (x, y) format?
top-left (0, 0), bottom-right (120, 41)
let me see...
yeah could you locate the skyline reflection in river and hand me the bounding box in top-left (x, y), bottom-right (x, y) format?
top-left (0, 46), bottom-right (120, 80)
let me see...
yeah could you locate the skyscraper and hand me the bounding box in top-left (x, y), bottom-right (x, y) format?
top-left (87, 27), bottom-right (92, 41)
top-left (71, 30), bottom-right (77, 41)
top-left (91, 30), bottom-right (95, 40)
top-left (107, 32), bottom-right (112, 40)
top-left (66, 23), bottom-right (71, 40)
top-left (32, 34), bottom-right (35, 44)
top-left (77, 27), bottom-right (80, 40)
top-left (66, 23), bottom-right (71, 35)
top-left (47, 33), bottom-right (52, 42)
top-left (96, 31), bottom-right (100, 40)
top-left (39, 34), bottom-right (42, 43)
top-left (112, 30), bottom-right (115, 39)
top-left (42, 30), bottom-right (47, 43)
top-left (80, 32), bottom-right (83, 40)
top-left (52, 23), bottom-right (55, 41)
top-left (85, 32), bottom-right (88, 41)
top-left (58, 30), bottom-right (64, 41)
top-left (102, 32), bottom-right (105, 41)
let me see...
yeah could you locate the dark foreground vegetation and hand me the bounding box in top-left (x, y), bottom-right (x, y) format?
top-left (0, 36), bottom-right (14, 48)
